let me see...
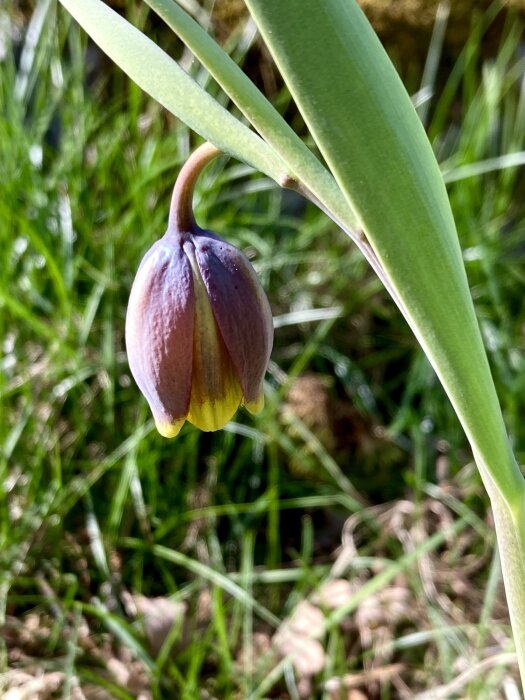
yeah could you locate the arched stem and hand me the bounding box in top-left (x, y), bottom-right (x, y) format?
top-left (169, 142), bottom-right (222, 232)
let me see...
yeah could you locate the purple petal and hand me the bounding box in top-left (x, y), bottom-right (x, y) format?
top-left (193, 231), bottom-right (273, 405)
top-left (126, 233), bottom-right (194, 434)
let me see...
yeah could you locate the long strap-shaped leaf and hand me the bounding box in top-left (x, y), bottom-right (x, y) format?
top-left (242, 0), bottom-right (523, 505)
top-left (143, 0), bottom-right (359, 231)
top-left (58, 0), bottom-right (286, 182)
top-left (244, 0), bottom-right (525, 680)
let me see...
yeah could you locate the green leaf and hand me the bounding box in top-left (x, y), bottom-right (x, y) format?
top-left (143, 0), bottom-right (359, 230)
top-left (244, 0), bottom-right (523, 506)
top-left (244, 0), bottom-right (525, 681)
top-left (57, 0), bottom-right (286, 181)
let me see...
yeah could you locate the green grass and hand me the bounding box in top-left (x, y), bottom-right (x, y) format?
top-left (1, 1), bottom-right (525, 697)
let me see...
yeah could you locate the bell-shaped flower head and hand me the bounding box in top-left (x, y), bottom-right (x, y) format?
top-left (125, 144), bottom-right (273, 437)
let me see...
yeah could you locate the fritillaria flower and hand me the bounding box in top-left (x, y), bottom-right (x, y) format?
top-left (125, 144), bottom-right (273, 438)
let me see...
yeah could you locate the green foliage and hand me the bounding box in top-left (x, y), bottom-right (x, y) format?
top-left (1, 0), bottom-right (525, 696)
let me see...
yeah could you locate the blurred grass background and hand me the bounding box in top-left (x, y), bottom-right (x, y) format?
top-left (1, 0), bottom-right (525, 698)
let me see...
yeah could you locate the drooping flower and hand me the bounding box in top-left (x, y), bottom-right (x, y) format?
top-left (125, 225), bottom-right (273, 438)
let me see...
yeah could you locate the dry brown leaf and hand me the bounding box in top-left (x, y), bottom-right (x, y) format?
top-left (106, 658), bottom-right (130, 686)
top-left (273, 600), bottom-right (327, 677)
top-left (133, 595), bottom-right (186, 656)
top-left (80, 686), bottom-right (116, 700)
top-left (314, 578), bottom-right (354, 610)
top-left (347, 691), bottom-right (369, 700)
top-left (324, 664), bottom-right (405, 692)
top-left (273, 626), bottom-right (326, 677)
top-left (286, 600), bottom-right (325, 639)
top-left (3, 671), bottom-right (63, 700)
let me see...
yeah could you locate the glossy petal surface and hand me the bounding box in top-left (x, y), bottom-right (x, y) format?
top-left (193, 230), bottom-right (273, 410)
top-left (125, 234), bottom-right (194, 437)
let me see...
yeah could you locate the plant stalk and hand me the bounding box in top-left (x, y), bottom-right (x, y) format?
top-left (168, 142), bottom-right (221, 232)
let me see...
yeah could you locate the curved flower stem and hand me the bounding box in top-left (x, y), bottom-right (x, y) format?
top-left (169, 142), bottom-right (222, 232)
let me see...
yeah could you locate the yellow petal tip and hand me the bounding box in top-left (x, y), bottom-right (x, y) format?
top-left (155, 418), bottom-right (185, 439)
top-left (244, 394), bottom-right (265, 416)
top-left (187, 395), bottom-right (240, 432)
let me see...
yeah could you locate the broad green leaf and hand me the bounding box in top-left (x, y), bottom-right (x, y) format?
top-left (58, 0), bottom-right (286, 182)
top-left (144, 0), bottom-right (359, 230)
top-left (244, 0), bottom-right (523, 505)
top-left (244, 0), bottom-right (525, 679)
